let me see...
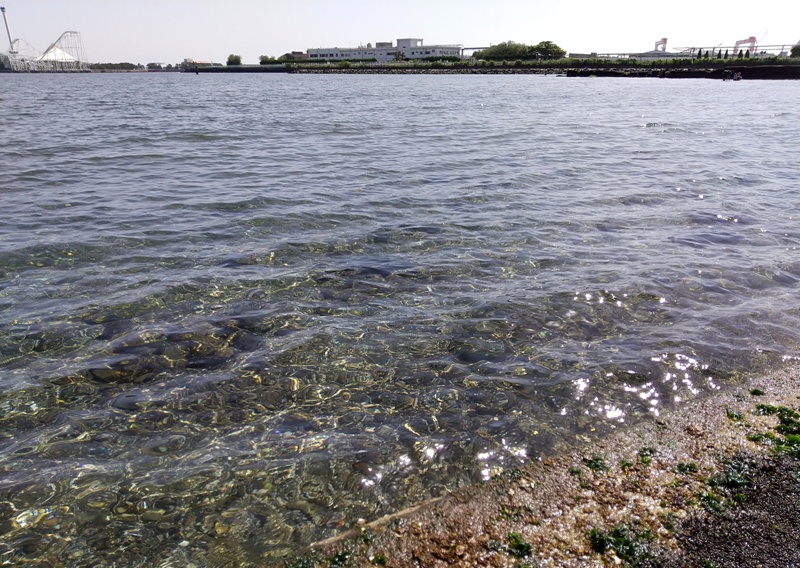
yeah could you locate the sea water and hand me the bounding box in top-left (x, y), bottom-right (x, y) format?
top-left (1, 72), bottom-right (798, 565)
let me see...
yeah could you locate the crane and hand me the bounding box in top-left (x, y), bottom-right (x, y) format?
top-left (733, 36), bottom-right (756, 57)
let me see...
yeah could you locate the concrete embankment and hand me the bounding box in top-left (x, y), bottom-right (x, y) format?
top-left (279, 364), bottom-right (800, 567)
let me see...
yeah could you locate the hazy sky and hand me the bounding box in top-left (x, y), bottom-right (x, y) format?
top-left (2, 0), bottom-right (798, 64)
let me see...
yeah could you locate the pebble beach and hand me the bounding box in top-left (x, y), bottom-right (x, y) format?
top-left (297, 364), bottom-right (800, 567)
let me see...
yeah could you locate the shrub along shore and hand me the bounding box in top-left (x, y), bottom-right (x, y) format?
top-left (191, 59), bottom-right (800, 79)
top-left (266, 364), bottom-right (800, 567)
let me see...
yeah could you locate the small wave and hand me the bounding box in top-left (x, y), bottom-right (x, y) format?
top-left (641, 122), bottom-right (678, 128)
top-left (168, 132), bottom-right (223, 142)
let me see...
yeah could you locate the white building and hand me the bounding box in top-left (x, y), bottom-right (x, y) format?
top-left (307, 38), bottom-right (462, 63)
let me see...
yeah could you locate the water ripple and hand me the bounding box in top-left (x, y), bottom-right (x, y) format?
top-left (1, 73), bottom-right (799, 564)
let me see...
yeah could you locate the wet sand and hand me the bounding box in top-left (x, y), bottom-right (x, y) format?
top-left (289, 364), bottom-right (800, 567)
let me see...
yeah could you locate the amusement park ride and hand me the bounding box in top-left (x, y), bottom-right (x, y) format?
top-left (1, 6), bottom-right (89, 71)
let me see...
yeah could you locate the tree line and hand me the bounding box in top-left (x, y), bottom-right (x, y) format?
top-left (90, 62), bottom-right (145, 70)
top-left (472, 41), bottom-right (566, 61)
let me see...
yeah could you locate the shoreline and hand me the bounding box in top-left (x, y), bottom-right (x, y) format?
top-left (279, 363), bottom-right (800, 567)
top-left (189, 64), bottom-right (800, 80)
top-left (4, 63), bottom-right (797, 79)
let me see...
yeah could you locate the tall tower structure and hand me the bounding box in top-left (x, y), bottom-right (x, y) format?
top-left (1, 6), bottom-right (19, 54)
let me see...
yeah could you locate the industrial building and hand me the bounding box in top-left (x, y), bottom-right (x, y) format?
top-left (307, 38), bottom-right (463, 63)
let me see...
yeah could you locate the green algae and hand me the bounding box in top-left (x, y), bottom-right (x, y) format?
top-left (638, 447), bottom-right (656, 465)
top-left (588, 523), bottom-right (654, 565)
top-left (708, 460), bottom-right (753, 492)
top-left (775, 408), bottom-right (800, 435)
top-left (584, 455), bottom-right (609, 473)
top-left (359, 529), bottom-right (375, 545)
top-left (725, 407), bottom-right (744, 422)
top-left (687, 405), bottom-right (800, 525)
top-left (659, 511), bottom-right (679, 532)
top-left (499, 504), bottom-right (524, 522)
top-left (746, 432), bottom-right (773, 443)
top-left (750, 404), bottom-right (800, 458)
top-left (753, 403), bottom-right (781, 416)
top-left (506, 532), bottom-right (533, 558)
top-left (697, 491), bottom-right (726, 513)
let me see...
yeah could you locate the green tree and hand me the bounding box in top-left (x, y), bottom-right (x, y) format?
top-left (473, 41), bottom-right (530, 61)
top-left (226, 54), bottom-right (242, 66)
top-left (474, 40), bottom-right (565, 61)
top-left (724, 49), bottom-right (729, 59)
top-left (530, 40), bottom-right (566, 60)
top-left (259, 55), bottom-right (277, 65)
top-left (791, 44), bottom-right (800, 57)
top-left (278, 52), bottom-right (307, 61)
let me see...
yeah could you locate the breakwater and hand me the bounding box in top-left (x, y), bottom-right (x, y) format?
top-left (193, 63), bottom-right (800, 79)
top-left (565, 64), bottom-right (800, 80)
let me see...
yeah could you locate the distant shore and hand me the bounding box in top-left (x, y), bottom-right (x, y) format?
top-left (4, 60), bottom-right (797, 79)
top-left (190, 62), bottom-right (800, 80)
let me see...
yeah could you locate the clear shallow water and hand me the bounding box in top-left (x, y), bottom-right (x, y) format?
top-left (0, 72), bottom-right (798, 565)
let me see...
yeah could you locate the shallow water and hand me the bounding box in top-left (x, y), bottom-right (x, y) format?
top-left (1, 72), bottom-right (798, 565)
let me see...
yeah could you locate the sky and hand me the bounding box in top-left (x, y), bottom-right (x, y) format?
top-left (2, 0), bottom-right (798, 65)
